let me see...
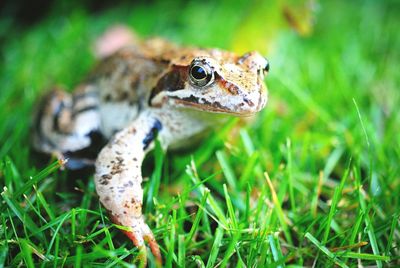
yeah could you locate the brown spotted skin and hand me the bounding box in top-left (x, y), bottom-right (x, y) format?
top-left (32, 27), bottom-right (269, 264)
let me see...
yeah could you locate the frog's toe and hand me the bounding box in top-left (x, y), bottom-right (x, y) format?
top-left (142, 225), bottom-right (162, 265)
top-left (114, 216), bottom-right (162, 265)
top-left (124, 229), bottom-right (161, 264)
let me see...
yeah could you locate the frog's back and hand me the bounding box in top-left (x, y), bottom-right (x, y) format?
top-left (87, 42), bottom-right (173, 137)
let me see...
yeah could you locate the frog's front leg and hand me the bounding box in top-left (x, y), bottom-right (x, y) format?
top-left (94, 111), bottom-right (163, 264)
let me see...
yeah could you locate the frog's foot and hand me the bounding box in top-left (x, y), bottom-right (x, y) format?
top-left (111, 215), bottom-right (162, 265)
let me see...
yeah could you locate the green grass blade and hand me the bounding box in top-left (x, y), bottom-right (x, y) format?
top-left (305, 232), bottom-right (348, 268)
top-left (186, 189), bottom-right (209, 244)
top-left (338, 252), bottom-right (390, 261)
top-left (9, 160), bottom-right (62, 199)
top-left (220, 230), bottom-right (240, 267)
top-left (348, 209), bottom-right (364, 245)
top-left (45, 212), bottom-right (70, 256)
top-left (166, 210), bottom-right (177, 268)
top-left (19, 239), bottom-right (35, 268)
top-left (1, 188), bottom-right (40, 235)
top-left (238, 151), bottom-right (259, 189)
top-left (268, 234), bottom-right (285, 268)
top-left (178, 234), bottom-right (186, 268)
top-left (186, 162), bottom-right (228, 227)
top-left (322, 163), bottom-right (350, 245)
top-left (385, 213), bottom-right (399, 256)
top-left (223, 184), bottom-right (238, 230)
top-left (264, 172), bottom-right (293, 245)
top-left (216, 150), bottom-right (238, 191)
top-left (286, 138), bottom-right (295, 211)
top-left (0, 243), bottom-right (8, 267)
top-left (239, 129), bottom-right (255, 156)
top-left (356, 172), bottom-right (383, 268)
top-left (205, 226), bottom-right (224, 268)
top-left (74, 245), bottom-right (83, 268)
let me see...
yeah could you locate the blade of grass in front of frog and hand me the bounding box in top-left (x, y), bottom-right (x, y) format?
top-left (286, 138), bottom-right (296, 212)
top-left (165, 210), bottom-right (177, 268)
top-left (238, 151), bottom-right (259, 190)
top-left (268, 234), bottom-right (285, 268)
top-left (216, 150), bottom-right (238, 192)
top-left (205, 226), bottom-right (224, 268)
top-left (218, 184), bottom-right (244, 266)
top-left (2, 189), bottom-right (42, 238)
top-left (44, 212), bottom-right (70, 257)
top-left (337, 252), bottom-right (390, 262)
top-left (178, 234), bottom-right (186, 267)
top-left (0, 215), bottom-right (8, 266)
top-left (20, 238), bottom-right (35, 268)
top-left (353, 98), bottom-right (383, 267)
top-left (385, 213), bottom-right (399, 256)
top-left (219, 227), bottom-right (242, 267)
top-left (322, 159), bottom-right (350, 245)
top-left (349, 211), bottom-right (365, 247)
top-left (223, 183), bottom-right (238, 230)
top-left (355, 169), bottom-right (383, 268)
top-left (103, 247), bottom-right (135, 268)
top-left (52, 246), bottom-right (132, 266)
top-left (32, 184), bottom-right (56, 221)
top-left (77, 176), bottom-right (96, 235)
top-left (185, 189), bottom-right (209, 245)
top-left (305, 232), bottom-right (349, 268)
top-left (7, 160), bottom-right (62, 200)
top-left (186, 160), bottom-right (228, 228)
top-left (30, 208), bottom-right (101, 238)
top-left (264, 172), bottom-right (293, 245)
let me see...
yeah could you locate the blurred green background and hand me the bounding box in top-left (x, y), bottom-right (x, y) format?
top-left (0, 0), bottom-right (399, 267)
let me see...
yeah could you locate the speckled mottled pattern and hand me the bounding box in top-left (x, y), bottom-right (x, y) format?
top-left (32, 35), bottom-right (269, 263)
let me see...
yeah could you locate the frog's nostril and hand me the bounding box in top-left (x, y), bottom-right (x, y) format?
top-left (263, 59), bottom-right (270, 73)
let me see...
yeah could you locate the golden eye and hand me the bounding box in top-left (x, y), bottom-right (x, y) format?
top-left (189, 60), bottom-right (214, 87)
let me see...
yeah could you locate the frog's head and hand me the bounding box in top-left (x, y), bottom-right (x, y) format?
top-left (149, 49), bottom-right (269, 116)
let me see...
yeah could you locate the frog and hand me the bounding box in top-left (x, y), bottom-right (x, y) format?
top-left (32, 28), bottom-right (269, 264)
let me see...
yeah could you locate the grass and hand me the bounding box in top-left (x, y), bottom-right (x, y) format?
top-left (1, 0), bottom-right (400, 267)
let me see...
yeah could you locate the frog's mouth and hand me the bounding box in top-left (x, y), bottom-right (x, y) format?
top-left (169, 96), bottom-right (257, 117)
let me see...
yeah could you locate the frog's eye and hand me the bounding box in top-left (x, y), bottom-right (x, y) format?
top-left (189, 60), bottom-right (214, 87)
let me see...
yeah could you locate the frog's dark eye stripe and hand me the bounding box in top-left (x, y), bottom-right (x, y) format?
top-left (189, 60), bottom-right (214, 87)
